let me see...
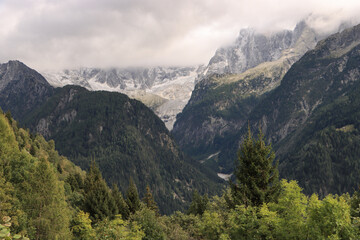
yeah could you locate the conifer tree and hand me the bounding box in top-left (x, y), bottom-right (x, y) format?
top-left (83, 161), bottom-right (117, 222)
top-left (142, 185), bottom-right (159, 215)
top-left (187, 190), bottom-right (208, 215)
top-left (230, 127), bottom-right (280, 207)
top-left (126, 178), bottom-right (141, 214)
top-left (66, 172), bottom-right (84, 192)
top-left (112, 183), bottom-right (130, 220)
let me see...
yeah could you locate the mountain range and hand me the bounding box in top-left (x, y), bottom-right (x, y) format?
top-left (0, 61), bottom-right (223, 214)
top-left (42, 66), bottom-right (205, 130)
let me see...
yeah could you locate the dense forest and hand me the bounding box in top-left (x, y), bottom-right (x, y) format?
top-left (1, 110), bottom-right (360, 239)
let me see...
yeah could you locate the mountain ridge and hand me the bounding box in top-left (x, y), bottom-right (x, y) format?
top-left (0, 60), bottom-right (224, 214)
top-left (42, 65), bottom-right (205, 130)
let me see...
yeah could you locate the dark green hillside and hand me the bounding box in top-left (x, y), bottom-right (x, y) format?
top-left (174, 73), bottom-right (263, 157)
top-left (24, 85), bottom-right (223, 214)
top-left (278, 80), bottom-right (360, 196)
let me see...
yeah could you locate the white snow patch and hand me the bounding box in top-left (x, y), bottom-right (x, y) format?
top-left (207, 151), bottom-right (220, 160)
top-left (217, 173), bottom-right (233, 181)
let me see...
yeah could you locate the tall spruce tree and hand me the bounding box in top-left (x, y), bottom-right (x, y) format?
top-left (187, 190), bottom-right (208, 215)
top-left (142, 185), bottom-right (159, 215)
top-left (230, 127), bottom-right (280, 207)
top-left (112, 183), bottom-right (130, 220)
top-left (126, 178), bottom-right (141, 214)
top-left (83, 161), bottom-right (117, 222)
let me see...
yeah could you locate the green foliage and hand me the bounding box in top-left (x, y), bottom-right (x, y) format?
top-left (126, 178), bottom-right (141, 215)
top-left (160, 215), bottom-right (192, 240)
top-left (230, 127), bottom-right (280, 207)
top-left (0, 173), bottom-right (24, 233)
top-left (66, 172), bottom-right (84, 192)
top-left (198, 210), bottom-right (226, 240)
top-left (0, 216), bottom-right (29, 240)
top-left (3, 80), bottom-right (360, 239)
top-left (112, 184), bottom-right (130, 220)
top-left (94, 215), bottom-right (144, 240)
top-left (21, 159), bottom-right (71, 240)
top-left (83, 162), bottom-right (117, 222)
top-left (168, 211), bottom-right (202, 238)
top-left (351, 190), bottom-right (360, 234)
top-left (130, 208), bottom-right (166, 240)
top-left (351, 189), bottom-right (360, 218)
top-left (307, 194), bottom-right (356, 239)
top-left (22, 85), bottom-right (223, 214)
top-left (0, 112), bottom-right (74, 239)
top-left (142, 185), bottom-right (159, 215)
top-left (187, 190), bottom-right (209, 215)
top-left (227, 205), bottom-right (261, 239)
top-left (71, 211), bottom-right (95, 240)
top-left (266, 180), bottom-right (308, 239)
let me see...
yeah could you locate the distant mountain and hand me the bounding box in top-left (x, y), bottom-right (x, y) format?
top-left (42, 66), bottom-right (205, 130)
top-left (0, 60), bottom-right (54, 119)
top-left (0, 61), bottom-right (223, 214)
top-left (172, 21), bottom-right (321, 170)
top-left (199, 20), bottom-right (319, 77)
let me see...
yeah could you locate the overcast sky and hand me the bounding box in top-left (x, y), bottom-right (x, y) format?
top-left (1, 0), bottom-right (360, 70)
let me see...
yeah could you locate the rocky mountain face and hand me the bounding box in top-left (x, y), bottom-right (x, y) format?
top-left (0, 61), bottom-right (223, 214)
top-left (247, 24), bottom-right (360, 146)
top-left (240, 23), bottom-right (360, 195)
top-left (0, 60), bottom-right (54, 119)
top-left (42, 66), bottom-right (204, 130)
top-left (199, 21), bottom-right (319, 77)
top-left (172, 21), bottom-right (321, 167)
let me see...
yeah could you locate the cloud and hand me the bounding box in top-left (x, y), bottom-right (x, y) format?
top-left (0, 0), bottom-right (360, 70)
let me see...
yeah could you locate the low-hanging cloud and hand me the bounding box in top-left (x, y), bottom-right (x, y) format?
top-left (0, 0), bottom-right (360, 70)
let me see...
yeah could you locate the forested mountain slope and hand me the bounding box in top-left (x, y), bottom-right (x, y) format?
top-left (24, 85), bottom-right (224, 213)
